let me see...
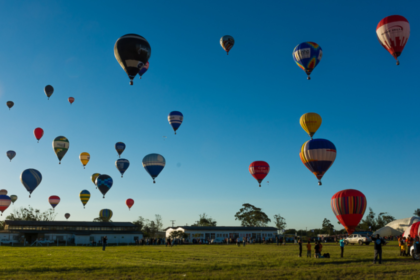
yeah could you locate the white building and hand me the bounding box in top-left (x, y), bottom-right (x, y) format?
top-left (165, 226), bottom-right (278, 242)
top-left (1, 220), bottom-right (143, 245)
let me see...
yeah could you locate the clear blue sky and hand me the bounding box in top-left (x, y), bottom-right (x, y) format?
top-left (0, 0), bottom-right (418, 231)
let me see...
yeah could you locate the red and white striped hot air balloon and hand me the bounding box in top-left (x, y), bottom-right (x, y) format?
top-left (376, 15), bottom-right (410, 65)
top-left (0, 195), bottom-right (11, 216)
top-left (49, 195), bottom-right (60, 209)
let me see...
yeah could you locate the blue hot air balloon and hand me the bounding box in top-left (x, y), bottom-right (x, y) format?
top-left (20, 169), bottom-right (42, 197)
top-left (6, 150), bottom-right (16, 162)
top-left (168, 111), bottom-right (183, 135)
top-left (293, 42), bottom-right (323, 80)
top-left (143, 153), bottom-right (165, 183)
top-left (95, 174), bottom-right (113, 198)
top-left (115, 159), bottom-right (130, 178)
top-left (115, 142), bottom-right (126, 158)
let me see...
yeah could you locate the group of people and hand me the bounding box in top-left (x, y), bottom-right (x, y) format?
top-left (398, 235), bottom-right (420, 257)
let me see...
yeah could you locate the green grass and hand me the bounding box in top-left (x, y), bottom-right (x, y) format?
top-left (0, 242), bottom-right (419, 279)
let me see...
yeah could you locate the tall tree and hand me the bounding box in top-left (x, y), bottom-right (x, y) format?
top-left (6, 206), bottom-right (56, 221)
top-left (155, 214), bottom-right (163, 231)
top-left (132, 216), bottom-right (148, 231)
top-left (376, 212), bottom-right (395, 228)
top-left (192, 213), bottom-right (217, 227)
top-left (234, 203), bottom-right (271, 227)
top-left (414, 209), bottom-right (420, 217)
top-left (273, 214), bottom-right (286, 231)
top-left (359, 207), bottom-right (377, 230)
top-left (322, 218), bottom-right (334, 233)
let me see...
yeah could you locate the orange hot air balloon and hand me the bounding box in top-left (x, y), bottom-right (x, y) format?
top-left (331, 189), bottom-right (367, 235)
top-left (126, 198), bottom-right (134, 210)
top-left (68, 97), bottom-right (75, 104)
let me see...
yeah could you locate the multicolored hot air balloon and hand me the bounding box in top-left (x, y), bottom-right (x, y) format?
top-left (79, 190), bottom-right (90, 208)
top-left (126, 199), bottom-right (134, 210)
top-left (96, 175), bottom-right (113, 198)
top-left (34, 128), bottom-right (44, 143)
top-left (53, 136), bottom-right (69, 164)
top-left (6, 101), bottom-right (14, 110)
top-left (99, 209), bottom-right (113, 222)
top-left (139, 61), bottom-right (149, 79)
top-left (220, 35), bottom-right (235, 55)
top-left (115, 142), bottom-right (126, 158)
top-left (65, 213), bottom-right (70, 220)
top-left (20, 169), bottom-right (42, 197)
top-left (376, 15), bottom-right (410, 65)
top-left (49, 195), bottom-right (60, 209)
top-left (300, 139), bottom-right (336, 185)
top-left (0, 189), bottom-right (7, 195)
top-left (6, 151), bottom-right (16, 162)
top-left (10, 195), bottom-right (17, 204)
top-left (300, 113), bottom-right (322, 139)
top-left (249, 161), bottom-right (270, 187)
top-left (293, 42), bottom-right (323, 80)
top-left (331, 189), bottom-right (367, 235)
top-left (0, 195), bottom-right (11, 216)
top-left (143, 154), bottom-right (165, 183)
top-left (44, 85), bottom-right (54, 100)
top-left (116, 159), bottom-right (130, 178)
top-left (114, 34), bottom-right (151, 85)
top-left (91, 173), bottom-right (100, 189)
top-left (68, 97), bottom-right (75, 104)
top-left (79, 152), bottom-right (90, 169)
top-left (168, 111), bottom-right (183, 135)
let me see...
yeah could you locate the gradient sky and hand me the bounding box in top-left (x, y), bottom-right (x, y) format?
top-left (0, 0), bottom-right (418, 231)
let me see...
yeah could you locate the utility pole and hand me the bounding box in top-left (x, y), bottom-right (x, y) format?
top-left (170, 220), bottom-right (175, 227)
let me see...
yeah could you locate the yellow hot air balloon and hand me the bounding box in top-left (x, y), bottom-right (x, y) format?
top-left (300, 113), bottom-right (322, 139)
top-left (79, 152), bottom-right (90, 169)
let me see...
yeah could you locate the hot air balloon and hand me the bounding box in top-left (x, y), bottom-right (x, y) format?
top-left (6, 150), bottom-right (16, 162)
top-left (10, 195), bottom-right (17, 204)
top-left (0, 189), bottom-right (7, 195)
top-left (79, 190), bottom-right (90, 208)
top-left (300, 113), bottom-right (322, 139)
top-left (126, 199), bottom-right (134, 210)
top-left (331, 189), bottom-right (367, 235)
top-left (300, 139), bottom-right (336, 185)
top-left (143, 154), bottom-right (165, 183)
top-left (95, 175), bottom-right (113, 198)
top-left (293, 42), bottom-right (323, 80)
top-left (0, 195), bottom-right (11, 216)
top-left (116, 159), bottom-right (130, 178)
top-left (49, 195), bottom-right (60, 209)
top-left (53, 136), bottom-right (69, 164)
top-left (168, 111), bottom-right (183, 135)
top-left (6, 101), bottom-right (14, 110)
top-left (79, 152), bottom-right (90, 169)
top-left (34, 128), bottom-right (44, 143)
top-left (376, 15), bottom-right (410, 65)
top-left (65, 213), bottom-right (70, 220)
top-left (68, 97), bottom-right (75, 104)
top-left (20, 169), bottom-right (42, 197)
top-left (44, 85), bottom-right (54, 100)
top-left (220, 35), bottom-right (235, 55)
top-left (139, 61), bottom-right (149, 79)
top-left (114, 34), bottom-right (151, 85)
top-left (249, 161), bottom-right (270, 187)
top-left (115, 142), bottom-right (126, 158)
top-left (91, 173), bottom-right (100, 189)
top-left (99, 209), bottom-right (113, 222)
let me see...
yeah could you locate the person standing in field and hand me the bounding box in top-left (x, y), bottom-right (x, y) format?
top-left (102, 236), bottom-right (107, 251)
top-left (339, 237), bottom-right (345, 258)
top-left (372, 234), bottom-right (386, 264)
top-left (406, 235), bottom-right (413, 256)
top-left (319, 240), bottom-right (323, 256)
top-left (314, 241), bottom-right (320, 258)
top-left (243, 237), bottom-right (247, 247)
top-left (400, 239), bottom-right (406, 256)
top-left (298, 238), bottom-right (302, 257)
top-left (306, 241), bottom-right (311, 257)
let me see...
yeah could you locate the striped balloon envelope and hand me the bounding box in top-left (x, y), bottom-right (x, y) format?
top-left (79, 190), bottom-right (90, 208)
top-left (115, 142), bottom-right (126, 158)
top-left (79, 152), bottom-right (90, 169)
top-left (0, 189), bottom-right (7, 195)
top-left (300, 139), bottom-right (336, 185)
top-left (331, 189), bottom-right (367, 235)
top-left (6, 150), bottom-right (16, 162)
top-left (65, 213), bottom-right (70, 220)
top-left (20, 169), bottom-right (42, 197)
top-left (300, 113), bottom-right (322, 139)
top-left (0, 195), bottom-right (11, 216)
top-left (143, 154), bottom-right (166, 183)
top-left (126, 199), bottom-right (134, 210)
top-left (116, 159), bottom-right (130, 178)
top-left (249, 161), bottom-right (270, 187)
top-left (10, 195), bottom-right (17, 204)
top-left (99, 209), bottom-right (113, 222)
top-left (49, 195), bottom-right (60, 209)
top-left (53, 136), bottom-right (70, 164)
top-left (293, 42), bottom-right (322, 80)
top-left (168, 111), bottom-right (183, 135)
top-left (376, 15), bottom-right (410, 65)
top-left (95, 175), bottom-right (113, 198)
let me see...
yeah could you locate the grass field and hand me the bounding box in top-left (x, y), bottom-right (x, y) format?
top-left (1, 242), bottom-right (419, 279)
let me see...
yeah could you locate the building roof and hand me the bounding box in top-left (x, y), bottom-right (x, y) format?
top-left (5, 220), bottom-right (136, 227)
top-left (164, 226), bottom-right (278, 231)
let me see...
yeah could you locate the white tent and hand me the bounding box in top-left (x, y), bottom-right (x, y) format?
top-left (373, 216), bottom-right (420, 236)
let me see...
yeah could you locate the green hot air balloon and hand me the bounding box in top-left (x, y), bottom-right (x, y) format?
top-left (52, 136), bottom-right (69, 164)
top-left (99, 209), bottom-right (113, 222)
top-left (10, 195), bottom-right (17, 204)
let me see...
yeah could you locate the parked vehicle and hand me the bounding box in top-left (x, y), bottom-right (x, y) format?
top-left (344, 234), bottom-right (371, 245)
top-left (211, 238), bottom-right (224, 244)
